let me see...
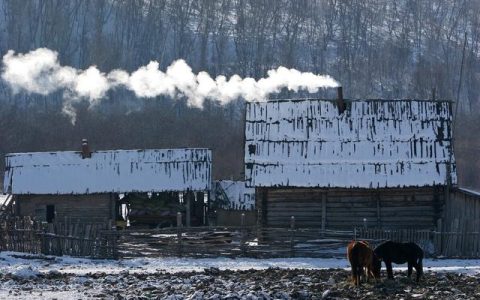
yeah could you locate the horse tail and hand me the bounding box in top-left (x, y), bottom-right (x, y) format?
top-left (348, 242), bottom-right (362, 285)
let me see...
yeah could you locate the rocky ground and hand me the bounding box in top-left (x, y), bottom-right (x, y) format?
top-left (1, 267), bottom-right (480, 299)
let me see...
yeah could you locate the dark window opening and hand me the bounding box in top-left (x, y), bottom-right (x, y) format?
top-left (46, 205), bottom-right (55, 223)
top-left (248, 144), bottom-right (256, 155)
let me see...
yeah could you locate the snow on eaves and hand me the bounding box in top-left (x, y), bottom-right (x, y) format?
top-left (215, 180), bottom-right (255, 210)
top-left (4, 148), bottom-right (212, 195)
top-left (244, 99), bottom-right (457, 188)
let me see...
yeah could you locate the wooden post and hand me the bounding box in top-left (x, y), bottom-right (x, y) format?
top-left (321, 193), bottom-right (326, 235)
top-left (436, 218), bottom-right (443, 256)
top-left (290, 216), bottom-right (295, 257)
top-left (241, 213), bottom-right (246, 256)
top-left (376, 194), bottom-right (381, 228)
top-left (257, 188), bottom-right (268, 243)
top-left (186, 192), bottom-right (191, 227)
top-left (177, 212), bottom-right (182, 256)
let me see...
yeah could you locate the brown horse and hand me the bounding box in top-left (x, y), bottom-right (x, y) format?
top-left (347, 240), bottom-right (381, 286)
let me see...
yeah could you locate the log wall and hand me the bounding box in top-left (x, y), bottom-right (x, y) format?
top-left (15, 194), bottom-right (115, 223)
top-left (256, 187), bottom-right (445, 230)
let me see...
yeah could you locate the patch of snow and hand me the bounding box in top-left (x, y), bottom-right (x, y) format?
top-left (245, 99), bottom-right (456, 188)
top-left (4, 148), bottom-right (212, 194)
top-left (1, 251), bottom-right (480, 276)
top-left (9, 266), bottom-right (40, 279)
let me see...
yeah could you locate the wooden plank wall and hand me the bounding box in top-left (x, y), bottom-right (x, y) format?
top-left (433, 188), bottom-right (480, 257)
top-left (16, 194), bottom-right (115, 224)
top-left (442, 188), bottom-right (480, 232)
top-left (258, 187), bottom-right (444, 230)
top-left (214, 209), bottom-right (257, 226)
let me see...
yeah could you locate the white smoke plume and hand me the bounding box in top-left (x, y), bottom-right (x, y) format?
top-left (2, 48), bottom-right (339, 119)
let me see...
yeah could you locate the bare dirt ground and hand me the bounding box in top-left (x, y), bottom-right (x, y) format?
top-left (1, 267), bottom-right (480, 299)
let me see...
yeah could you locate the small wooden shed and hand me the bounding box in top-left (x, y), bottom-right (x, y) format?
top-left (3, 143), bottom-right (212, 224)
top-left (245, 98), bottom-right (456, 230)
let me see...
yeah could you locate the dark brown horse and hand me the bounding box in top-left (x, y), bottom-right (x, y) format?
top-left (347, 240), bottom-right (381, 286)
top-left (374, 240), bottom-right (424, 282)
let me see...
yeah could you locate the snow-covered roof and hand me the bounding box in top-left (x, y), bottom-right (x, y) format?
top-left (4, 148), bottom-right (212, 194)
top-left (0, 194), bottom-right (10, 207)
top-left (245, 99), bottom-right (457, 188)
top-left (215, 180), bottom-right (255, 210)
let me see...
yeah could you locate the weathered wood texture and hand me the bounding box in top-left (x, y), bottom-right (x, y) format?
top-left (214, 209), bottom-right (257, 226)
top-left (111, 225), bottom-right (353, 258)
top-left (0, 217), bottom-right (116, 259)
top-left (257, 187), bottom-right (445, 229)
top-left (355, 227), bottom-right (432, 253)
top-left (15, 194), bottom-right (115, 223)
top-left (435, 188), bottom-right (480, 257)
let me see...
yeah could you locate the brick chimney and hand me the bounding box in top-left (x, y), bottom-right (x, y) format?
top-left (81, 139), bottom-right (91, 159)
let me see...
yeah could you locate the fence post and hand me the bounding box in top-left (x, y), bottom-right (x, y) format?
top-left (108, 219), bottom-right (118, 260)
top-left (177, 212), bottom-right (183, 257)
top-left (436, 218), bottom-right (443, 256)
top-left (241, 213), bottom-right (246, 256)
top-left (186, 193), bottom-right (191, 228)
top-left (290, 216), bottom-right (295, 257)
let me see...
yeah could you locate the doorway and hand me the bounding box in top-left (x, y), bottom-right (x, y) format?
top-left (46, 205), bottom-right (55, 223)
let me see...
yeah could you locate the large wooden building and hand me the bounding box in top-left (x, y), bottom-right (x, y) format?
top-left (245, 98), bottom-right (456, 230)
top-left (4, 142), bottom-right (212, 225)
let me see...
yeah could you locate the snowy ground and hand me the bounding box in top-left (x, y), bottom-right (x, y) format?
top-left (1, 252), bottom-right (480, 299)
top-left (1, 251), bottom-right (480, 276)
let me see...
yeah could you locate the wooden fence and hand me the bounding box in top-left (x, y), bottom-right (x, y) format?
top-left (0, 217), bottom-right (117, 259)
top-left (111, 226), bottom-right (354, 258)
top-left (114, 211), bottom-right (480, 258)
top-left (3, 208), bottom-right (480, 259)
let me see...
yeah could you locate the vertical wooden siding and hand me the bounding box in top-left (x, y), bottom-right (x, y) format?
top-left (442, 188), bottom-right (480, 232)
top-left (258, 187), bottom-right (445, 229)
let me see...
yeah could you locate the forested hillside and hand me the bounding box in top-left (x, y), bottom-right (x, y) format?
top-left (0, 0), bottom-right (479, 188)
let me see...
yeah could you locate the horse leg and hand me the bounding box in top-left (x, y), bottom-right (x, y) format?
top-left (356, 266), bottom-right (362, 286)
top-left (351, 266), bottom-right (356, 285)
top-left (351, 264), bottom-right (359, 286)
top-left (386, 261), bottom-right (394, 279)
top-left (414, 261), bottom-right (423, 282)
top-left (407, 262), bottom-right (413, 279)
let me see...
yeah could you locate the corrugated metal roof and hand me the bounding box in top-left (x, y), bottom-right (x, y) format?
top-left (4, 148), bottom-right (212, 194)
top-left (245, 99), bottom-right (457, 188)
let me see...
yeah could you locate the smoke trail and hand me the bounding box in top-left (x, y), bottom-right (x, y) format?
top-left (1, 48), bottom-right (339, 119)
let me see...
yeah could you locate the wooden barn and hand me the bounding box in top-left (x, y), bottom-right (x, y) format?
top-left (245, 96), bottom-right (457, 230)
top-left (3, 141), bottom-right (212, 225)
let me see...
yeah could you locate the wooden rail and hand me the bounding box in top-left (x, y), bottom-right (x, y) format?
top-left (2, 212), bottom-right (480, 259)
